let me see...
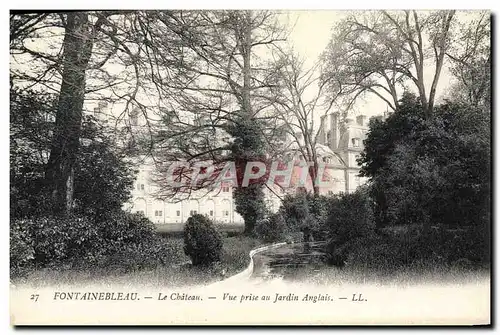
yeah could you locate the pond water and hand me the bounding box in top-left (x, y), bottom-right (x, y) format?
top-left (251, 241), bottom-right (328, 281)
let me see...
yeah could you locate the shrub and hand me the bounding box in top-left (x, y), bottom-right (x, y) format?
top-left (10, 219), bottom-right (35, 277)
top-left (278, 193), bottom-right (309, 233)
top-left (183, 214), bottom-right (223, 266)
top-left (324, 187), bottom-right (375, 243)
top-left (10, 210), bottom-right (175, 276)
top-left (278, 192), bottom-right (337, 241)
top-left (345, 235), bottom-right (408, 271)
top-left (255, 212), bottom-right (286, 243)
top-left (14, 216), bottom-right (103, 269)
top-left (96, 237), bottom-right (178, 273)
top-left (322, 188), bottom-right (375, 267)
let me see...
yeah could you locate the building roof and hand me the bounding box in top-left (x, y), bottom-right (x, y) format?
top-left (286, 142), bottom-right (347, 167)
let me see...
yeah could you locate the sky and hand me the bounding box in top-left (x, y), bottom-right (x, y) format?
top-left (9, 10), bottom-right (475, 124)
top-left (282, 10), bottom-right (463, 120)
top-left (282, 10), bottom-right (392, 120)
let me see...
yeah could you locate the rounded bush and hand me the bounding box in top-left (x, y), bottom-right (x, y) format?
top-left (183, 214), bottom-right (223, 266)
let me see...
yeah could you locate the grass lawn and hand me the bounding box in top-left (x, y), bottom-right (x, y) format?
top-left (12, 235), bottom-right (261, 289)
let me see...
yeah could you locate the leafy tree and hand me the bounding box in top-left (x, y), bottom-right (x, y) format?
top-left (10, 88), bottom-right (57, 217)
top-left (358, 93), bottom-right (490, 240)
top-left (357, 93), bottom-right (427, 228)
top-left (10, 88), bottom-right (136, 220)
top-left (73, 117), bottom-right (137, 220)
top-left (325, 187), bottom-right (374, 242)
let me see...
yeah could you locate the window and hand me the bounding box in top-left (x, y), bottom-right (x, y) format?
top-left (190, 210), bottom-right (197, 216)
top-left (222, 186), bottom-right (230, 193)
top-left (155, 210), bottom-right (163, 217)
top-left (352, 138), bottom-right (360, 147)
top-left (176, 210), bottom-right (180, 217)
top-left (209, 210), bottom-right (214, 216)
top-left (140, 184), bottom-right (145, 191)
top-left (328, 191), bottom-right (334, 195)
top-left (136, 210), bottom-right (144, 215)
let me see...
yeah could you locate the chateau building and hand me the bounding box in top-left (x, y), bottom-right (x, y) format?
top-left (119, 110), bottom-right (371, 226)
top-left (90, 101), bottom-right (371, 225)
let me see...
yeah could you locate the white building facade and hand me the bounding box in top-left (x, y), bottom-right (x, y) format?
top-left (122, 111), bottom-right (371, 226)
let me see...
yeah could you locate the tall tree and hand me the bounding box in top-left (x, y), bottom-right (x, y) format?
top-left (321, 10), bottom-right (456, 116)
top-left (267, 50), bottom-right (337, 195)
top-left (358, 93), bottom-right (490, 238)
top-left (137, 10), bottom-right (286, 234)
top-left (10, 87), bottom-right (136, 219)
top-left (44, 13), bottom-right (96, 214)
top-left (446, 11), bottom-right (490, 109)
top-left (10, 11), bottom-right (158, 214)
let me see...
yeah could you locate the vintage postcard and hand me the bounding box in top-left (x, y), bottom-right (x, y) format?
top-left (9, 9), bottom-right (491, 326)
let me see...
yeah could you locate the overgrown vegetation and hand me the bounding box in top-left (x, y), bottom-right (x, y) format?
top-left (274, 94), bottom-right (490, 274)
top-left (255, 212), bottom-right (287, 243)
top-left (10, 88), bottom-right (137, 220)
top-left (10, 212), bottom-right (178, 278)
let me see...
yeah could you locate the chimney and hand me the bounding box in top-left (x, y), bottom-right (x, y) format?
top-left (356, 115), bottom-right (366, 126)
top-left (318, 115), bottom-right (326, 145)
top-left (329, 112), bottom-right (340, 150)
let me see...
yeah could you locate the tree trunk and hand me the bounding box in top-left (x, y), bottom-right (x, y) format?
top-left (309, 162), bottom-right (320, 195)
top-left (232, 11), bottom-right (267, 235)
top-left (45, 13), bottom-right (94, 215)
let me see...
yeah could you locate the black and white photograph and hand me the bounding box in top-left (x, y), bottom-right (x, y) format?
top-left (8, 7), bottom-right (491, 326)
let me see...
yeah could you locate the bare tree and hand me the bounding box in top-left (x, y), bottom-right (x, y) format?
top-left (135, 10), bottom-right (287, 233)
top-left (267, 50), bottom-right (337, 195)
top-left (321, 10), bottom-right (456, 116)
top-left (446, 12), bottom-right (490, 109)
